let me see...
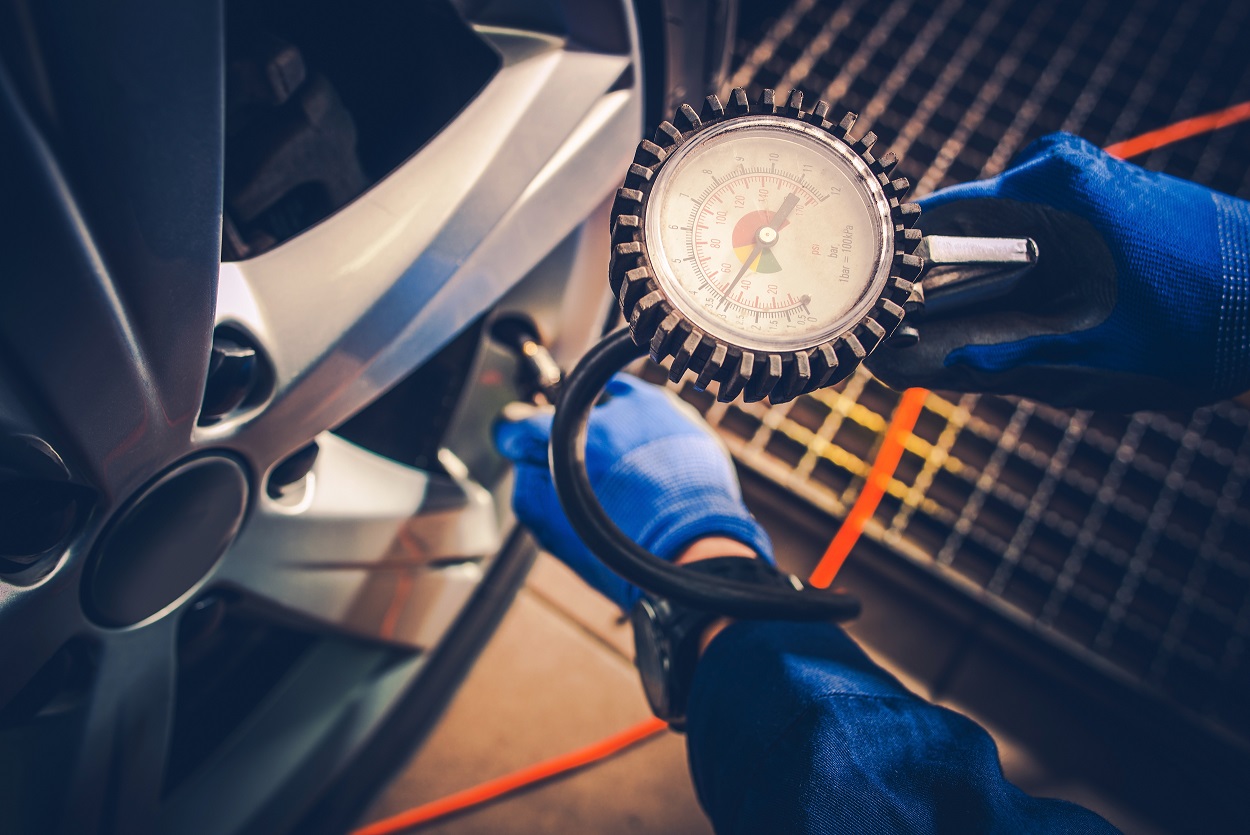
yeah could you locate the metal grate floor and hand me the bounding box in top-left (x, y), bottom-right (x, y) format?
top-left (647, 0), bottom-right (1250, 747)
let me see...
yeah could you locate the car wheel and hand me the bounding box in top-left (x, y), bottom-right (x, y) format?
top-left (0, 0), bottom-right (734, 833)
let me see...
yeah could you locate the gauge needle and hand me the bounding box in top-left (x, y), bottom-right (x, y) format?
top-left (721, 192), bottom-right (801, 301)
top-left (769, 191), bottom-right (802, 228)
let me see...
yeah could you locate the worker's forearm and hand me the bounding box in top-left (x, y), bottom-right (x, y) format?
top-left (674, 536), bottom-right (755, 653)
top-left (683, 620), bottom-right (1122, 833)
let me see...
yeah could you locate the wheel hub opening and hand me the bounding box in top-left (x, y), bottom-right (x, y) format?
top-left (84, 456), bottom-right (249, 627)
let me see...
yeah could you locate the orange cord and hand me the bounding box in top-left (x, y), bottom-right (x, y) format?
top-left (349, 106), bottom-right (1250, 835)
top-left (808, 387), bottom-right (930, 588)
top-left (1103, 100), bottom-right (1250, 159)
top-left (354, 717), bottom-right (669, 835)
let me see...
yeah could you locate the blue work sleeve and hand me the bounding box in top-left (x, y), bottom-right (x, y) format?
top-left (685, 620), bottom-right (1121, 834)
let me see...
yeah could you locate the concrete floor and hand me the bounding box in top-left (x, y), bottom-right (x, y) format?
top-left (356, 542), bottom-right (1162, 834)
top-left (357, 554), bottom-right (712, 834)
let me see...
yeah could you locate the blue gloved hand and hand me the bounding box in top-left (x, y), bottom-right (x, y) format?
top-left (493, 374), bottom-right (774, 609)
top-left (865, 132), bottom-right (1250, 411)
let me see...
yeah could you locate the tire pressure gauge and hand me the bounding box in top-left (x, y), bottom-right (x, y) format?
top-left (610, 87), bottom-right (923, 404)
top-left (545, 87), bottom-right (1035, 622)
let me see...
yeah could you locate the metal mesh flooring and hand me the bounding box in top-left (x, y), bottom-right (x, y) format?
top-left (645, 0), bottom-right (1250, 746)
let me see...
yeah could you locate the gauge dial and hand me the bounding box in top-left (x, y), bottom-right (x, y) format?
top-left (610, 89), bottom-right (921, 403)
top-left (643, 116), bottom-right (893, 353)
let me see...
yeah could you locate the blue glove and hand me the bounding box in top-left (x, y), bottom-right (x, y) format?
top-left (865, 132), bottom-right (1250, 411)
top-left (493, 374), bottom-right (774, 609)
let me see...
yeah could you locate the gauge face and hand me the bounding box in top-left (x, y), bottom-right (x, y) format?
top-left (643, 116), bottom-right (894, 353)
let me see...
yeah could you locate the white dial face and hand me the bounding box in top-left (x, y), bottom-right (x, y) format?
top-left (643, 116), bottom-right (894, 353)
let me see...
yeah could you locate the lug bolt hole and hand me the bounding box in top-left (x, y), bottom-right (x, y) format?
top-left (0, 480), bottom-right (88, 572)
top-left (199, 326), bottom-right (273, 427)
top-left (267, 442), bottom-right (319, 499)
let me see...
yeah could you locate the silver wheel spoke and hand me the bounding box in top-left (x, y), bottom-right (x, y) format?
top-left (215, 435), bottom-right (500, 649)
top-left (0, 0), bottom-right (224, 497)
top-left (60, 622), bottom-right (176, 835)
top-left (160, 640), bottom-right (408, 835)
top-left (0, 578), bottom-right (83, 707)
top-left (219, 26), bottom-right (640, 465)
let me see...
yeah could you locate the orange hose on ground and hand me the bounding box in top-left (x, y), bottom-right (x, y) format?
top-left (1103, 100), bottom-right (1250, 159)
top-left (348, 105), bottom-right (1250, 835)
top-left (808, 387), bottom-right (930, 588)
top-left (353, 717), bottom-right (668, 835)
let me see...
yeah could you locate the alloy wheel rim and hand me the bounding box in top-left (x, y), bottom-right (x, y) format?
top-left (0, 0), bottom-right (724, 830)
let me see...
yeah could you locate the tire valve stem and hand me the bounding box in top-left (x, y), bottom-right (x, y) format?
top-left (491, 316), bottom-right (563, 405)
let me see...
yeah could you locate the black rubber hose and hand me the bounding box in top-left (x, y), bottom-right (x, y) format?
top-left (549, 328), bottom-right (861, 621)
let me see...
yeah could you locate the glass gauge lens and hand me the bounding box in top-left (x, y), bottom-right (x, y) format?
top-left (643, 116), bottom-right (894, 353)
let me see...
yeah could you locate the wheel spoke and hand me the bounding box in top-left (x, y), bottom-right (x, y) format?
top-left (59, 622), bottom-right (176, 835)
top-left (0, 0), bottom-right (224, 497)
top-left (0, 577), bottom-right (84, 708)
top-left (214, 435), bottom-right (499, 649)
top-left (222, 27), bottom-right (640, 464)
